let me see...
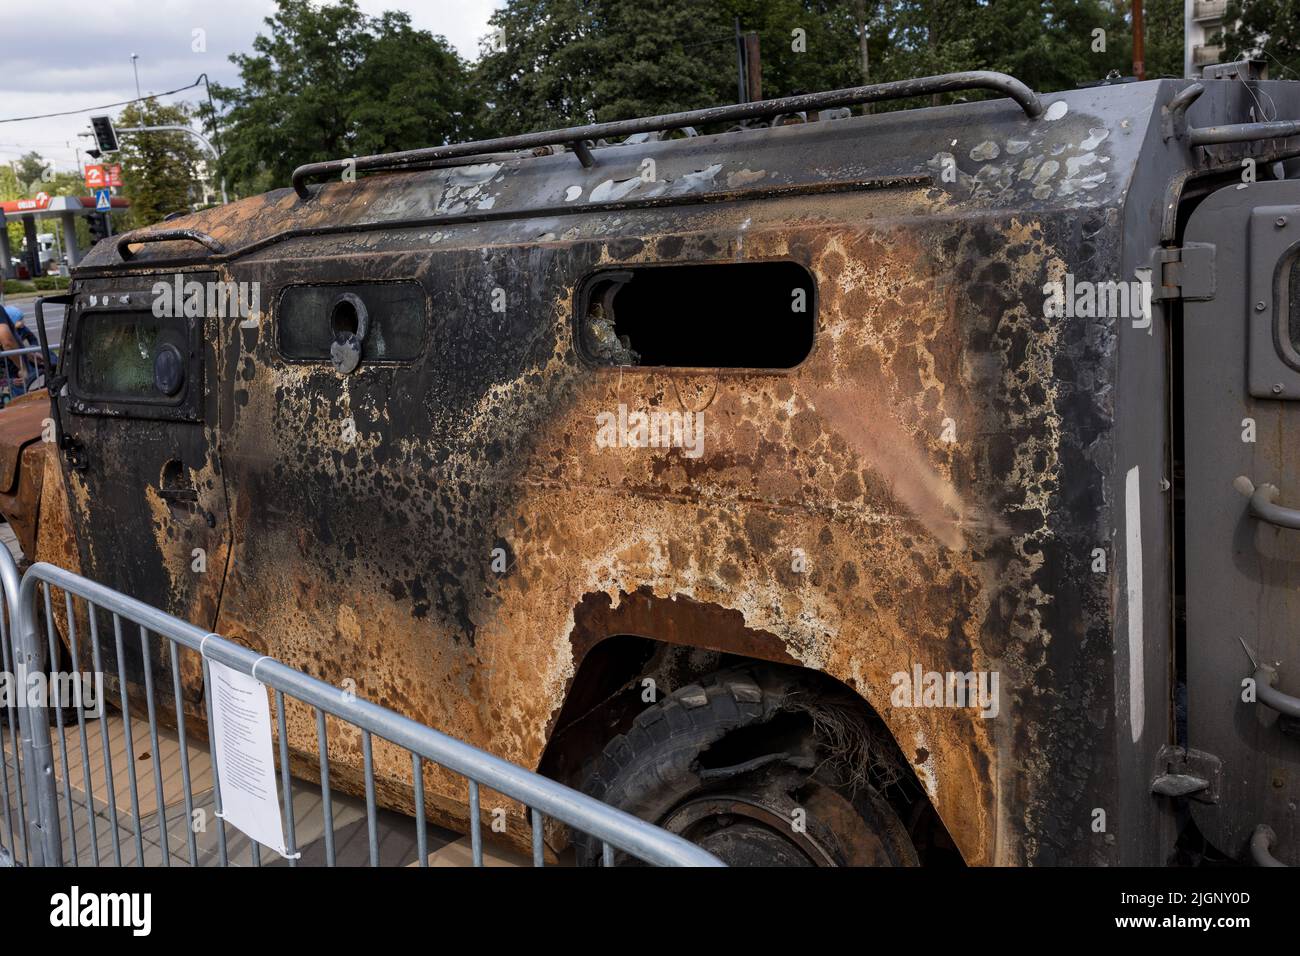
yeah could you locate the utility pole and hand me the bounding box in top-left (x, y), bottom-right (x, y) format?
top-left (855, 0), bottom-right (871, 113)
top-left (734, 18), bottom-right (747, 103)
top-left (1132, 0), bottom-right (1146, 81)
top-left (744, 32), bottom-right (762, 103)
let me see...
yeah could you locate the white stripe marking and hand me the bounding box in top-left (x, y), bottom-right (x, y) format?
top-left (1125, 465), bottom-right (1144, 744)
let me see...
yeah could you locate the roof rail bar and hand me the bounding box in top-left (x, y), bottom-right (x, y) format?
top-left (116, 228), bottom-right (226, 261)
top-left (290, 70), bottom-right (1043, 200)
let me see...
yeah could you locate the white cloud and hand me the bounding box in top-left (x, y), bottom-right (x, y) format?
top-left (0, 0), bottom-right (503, 175)
top-left (354, 0), bottom-right (504, 58)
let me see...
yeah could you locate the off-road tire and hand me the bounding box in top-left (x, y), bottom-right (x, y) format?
top-left (575, 669), bottom-right (918, 866)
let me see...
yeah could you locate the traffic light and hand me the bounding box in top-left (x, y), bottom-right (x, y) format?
top-left (90, 116), bottom-right (119, 154)
top-left (87, 213), bottom-right (109, 246)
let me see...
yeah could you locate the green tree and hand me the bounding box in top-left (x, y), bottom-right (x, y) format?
top-left (0, 164), bottom-right (31, 261)
top-left (213, 0), bottom-right (478, 193)
top-left (1221, 0), bottom-right (1300, 79)
top-left (720, 0), bottom-right (866, 97)
top-left (475, 0), bottom-right (886, 134)
top-left (1142, 0), bottom-right (1186, 79)
top-left (869, 0), bottom-right (1129, 95)
top-left (116, 100), bottom-right (207, 228)
top-left (475, 0), bottom-right (1139, 135)
top-left (12, 151), bottom-right (51, 194)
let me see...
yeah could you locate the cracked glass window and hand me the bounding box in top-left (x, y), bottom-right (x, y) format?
top-left (76, 311), bottom-right (185, 400)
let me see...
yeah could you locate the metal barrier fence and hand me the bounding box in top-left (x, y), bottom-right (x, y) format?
top-left (0, 549), bottom-right (722, 868)
top-left (0, 519), bottom-right (25, 866)
top-left (0, 345), bottom-right (56, 405)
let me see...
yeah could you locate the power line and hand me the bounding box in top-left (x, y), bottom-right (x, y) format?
top-left (0, 79), bottom-right (204, 124)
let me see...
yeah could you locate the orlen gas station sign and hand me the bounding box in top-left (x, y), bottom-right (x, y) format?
top-left (12, 192), bottom-right (52, 211)
top-left (83, 164), bottom-right (123, 189)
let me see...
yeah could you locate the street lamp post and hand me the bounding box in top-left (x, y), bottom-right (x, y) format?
top-left (130, 54), bottom-right (141, 99)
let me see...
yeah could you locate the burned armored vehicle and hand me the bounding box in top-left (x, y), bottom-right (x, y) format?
top-left (11, 64), bottom-right (1300, 865)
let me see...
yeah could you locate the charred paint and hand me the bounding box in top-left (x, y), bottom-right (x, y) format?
top-left (36, 82), bottom-right (1153, 862)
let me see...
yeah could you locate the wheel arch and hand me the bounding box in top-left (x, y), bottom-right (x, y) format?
top-left (540, 588), bottom-right (966, 864)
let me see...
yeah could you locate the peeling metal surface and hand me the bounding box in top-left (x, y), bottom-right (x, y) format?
top-left (29, 79), bottom-right (1241, 863)
top-left (151, 183), bottom-right (1114, 864)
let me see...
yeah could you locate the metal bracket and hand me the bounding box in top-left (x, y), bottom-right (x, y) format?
top-left (1201, 59), bottom-right (1268, 82)
top-left (1150, 744), bottom-right (1221, 804)
top-left (1149, 243), bottom-right (1216, 301)
top-left (569, 140), bottom-right (595, 169)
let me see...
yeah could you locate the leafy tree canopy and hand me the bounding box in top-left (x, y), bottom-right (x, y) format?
top-left (213, 0), bottom-right (478, 194)
top-left (116, 100), bottom-right (208, 228)
top-left (1222, 0), bottom-right (1300, 80)
top-left (176, 0), bottom-right (1300, 206)
top-left (473, 0), bottom-right (1142, 133)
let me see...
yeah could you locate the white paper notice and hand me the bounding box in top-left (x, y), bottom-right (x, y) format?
top-left (208, 659), bottom-right (288, 855)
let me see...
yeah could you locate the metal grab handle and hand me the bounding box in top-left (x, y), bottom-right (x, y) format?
top-left (1190, 119), bottom-right (1300, 147)
top-left (291, 70), bottom-right (1043, 199)
top-left (116, 228), bottom-right (226, 261)
top-left (1236, 477), bottom-right (1300, 529)
top-left (1167, 81), bottom-right (1300, 148)
top-left (1252, 663), bottom-right (1300, 718)
top-left (1251, 825), bottom-right (1289, 867)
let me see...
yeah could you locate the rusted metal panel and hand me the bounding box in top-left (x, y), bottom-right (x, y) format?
top-left (56, 83), bottom-right (1142, 864)
top-left (0, 396), bottom-right (49, 559)
top-left (0, 396), bottom-right (46, 495)
top-left (41, 76), bottom-right (1300, 864)
top-left (177, 176), bottom-right (1109, 864)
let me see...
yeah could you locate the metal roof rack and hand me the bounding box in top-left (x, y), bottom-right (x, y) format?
top-left (290, 70), bottom-right (1043, 200)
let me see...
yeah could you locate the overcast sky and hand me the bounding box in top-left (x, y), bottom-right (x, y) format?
top-left (0, 0), bottom-right (502, 176)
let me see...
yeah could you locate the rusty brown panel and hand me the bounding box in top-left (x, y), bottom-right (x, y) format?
top-left (569, 587), bottom-right (800, 668)
top-left (528, 213), bottom-right (1067, 865)
top-left (28, 441), bottom-right (87, 670)
top-left (0, 397), bottom-right (48, 493)
top-left (0, 394), bottom-right (59, 568)
top-left (200, 183), bottom-right (1097, 867)
top-left (0, 441), bottom-right (47, 560)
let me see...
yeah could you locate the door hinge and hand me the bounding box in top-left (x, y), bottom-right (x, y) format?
top-left (1149, 243), bottom-right (1216, 302)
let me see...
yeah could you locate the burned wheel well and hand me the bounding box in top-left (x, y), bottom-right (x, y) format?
top-left (538, 633), bottom-right (963, 864)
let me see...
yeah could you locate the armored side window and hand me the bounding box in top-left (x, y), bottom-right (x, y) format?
top-left (1246, 210), bottom-right (1300, 399)
top-left (278, 281), bottom-right (426, 364)
top-left (578, 261), bottom-right (815, 369)
top-left (73, 310), bottom-right (196, 410)
top-left (1287, 257), bottom-right (1300, 362)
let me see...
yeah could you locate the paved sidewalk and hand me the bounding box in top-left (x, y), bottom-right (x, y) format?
top-left (3, 709), bottom-right (530, 867)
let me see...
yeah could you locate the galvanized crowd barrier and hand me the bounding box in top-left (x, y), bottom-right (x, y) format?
top-left (0, 547), bottom-right (722, 868)
top-left (0, 345), bottom-right (52, 404)
top-left (0, 525), bottom-right (25, 866)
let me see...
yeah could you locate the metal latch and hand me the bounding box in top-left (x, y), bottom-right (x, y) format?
top-left (1149, 243), bottom-right (1216, 301)
top-left (1150, 744), bottom-right (1220, 803)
